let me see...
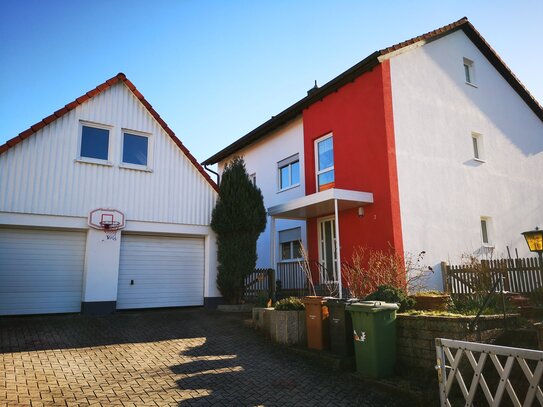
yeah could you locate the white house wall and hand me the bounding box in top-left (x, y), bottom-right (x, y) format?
top-left (0, 81), bottom-right (220, 311)
top-left (218, 117), bottom-right (307, 268)
top-left (390, 30), bottom-right (543, 289)
top-left (0, 82), bottom-right (215, 225)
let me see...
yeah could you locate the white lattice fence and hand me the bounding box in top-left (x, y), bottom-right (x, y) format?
top-left (435, 338), bottom-right (543, 406)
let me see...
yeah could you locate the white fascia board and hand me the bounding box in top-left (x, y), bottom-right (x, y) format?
top-left (0, 211), bottom-right (88, 230)
top-left (123, 220), bottom-right (212, 236)
top-left (378, 40), bottom-right (427, 62)
top-left (0, 211), bottom-right (212, 237)
top-left (268, 188), bottom-right (373, 219)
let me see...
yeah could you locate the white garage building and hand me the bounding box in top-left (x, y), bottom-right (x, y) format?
top-left (0, 73), bottom-right (220, 315)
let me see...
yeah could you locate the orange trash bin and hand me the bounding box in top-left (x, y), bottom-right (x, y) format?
top-left (302, 296), bottom-right (330, 350)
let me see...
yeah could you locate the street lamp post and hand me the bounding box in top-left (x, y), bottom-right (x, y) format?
top-left (521, 226), bottom-right (543, 265)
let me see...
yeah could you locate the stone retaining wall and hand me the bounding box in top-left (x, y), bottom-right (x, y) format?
top-left (396, 314), bottom-right (519, 372)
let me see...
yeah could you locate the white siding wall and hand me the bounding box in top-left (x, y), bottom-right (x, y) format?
top-left (0, 83), bottom-right (216, 225)
top-left (0, 82), bottom-right (220, 306)
top-left (218, 117), bottom-right (306, 268)
top-left (390, 30), bottom-right (543, 289)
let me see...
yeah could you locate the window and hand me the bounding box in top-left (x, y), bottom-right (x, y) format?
top-left (277, 154), bottom-right (300, 191)
top-left (279, 227), bottom-right (302, 260)
top-left (122, 132), bottom-right (149, 166)
top-left (315, 134), bottom-right (334, 191)
top-left (481, 217), bottom-right (491, 245)
top-left (249, 173), bottom-right (256, 186)
top-left (472, 132), bottom-right (484, 161)
top-left (463, 58), bottom-right (475, 85)
top-left (80, 124), bottom-right (110, 161)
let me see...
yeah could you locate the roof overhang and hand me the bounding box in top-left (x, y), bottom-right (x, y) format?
top-left (268, 188), bottom-right (373, 220)
top-left (202, 17), bottom-right (542, 166)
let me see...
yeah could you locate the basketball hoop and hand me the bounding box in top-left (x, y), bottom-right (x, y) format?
top-left (100, 220), bottom-right (122, 240)
top-left (88, 208), bottom-right (126, 241)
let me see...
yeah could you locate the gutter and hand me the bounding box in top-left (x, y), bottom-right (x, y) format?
top-left (204, 165), bottom-right (220, 185)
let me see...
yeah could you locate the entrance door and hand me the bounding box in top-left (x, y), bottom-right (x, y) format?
top-left (318, 217), bottom-right (337, 282)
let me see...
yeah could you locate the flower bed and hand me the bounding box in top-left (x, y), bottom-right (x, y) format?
top-left (396, 313), bottom-right (520, 372)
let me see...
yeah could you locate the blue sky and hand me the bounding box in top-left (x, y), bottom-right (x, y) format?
top-left (1, 1), bottom-right (542, 164)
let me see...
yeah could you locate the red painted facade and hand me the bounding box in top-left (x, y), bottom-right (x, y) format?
top-left (302, 60), bottom-right (404, 282)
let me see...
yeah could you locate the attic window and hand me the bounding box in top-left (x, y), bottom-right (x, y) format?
top-left (80, 123), bottom-right (110, 161)
top-left (463, 58), bottom-right (475, 85)
top-left (122, 132), bottom-right (149, 166)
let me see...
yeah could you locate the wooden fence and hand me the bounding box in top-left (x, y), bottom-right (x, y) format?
top-left (244, 268), bottom-right (274, 301)
top-left (443, 257), bottom-right (543, 304)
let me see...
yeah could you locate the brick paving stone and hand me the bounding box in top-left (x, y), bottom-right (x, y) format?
top-left (1, 309), bottom-right (401, 406)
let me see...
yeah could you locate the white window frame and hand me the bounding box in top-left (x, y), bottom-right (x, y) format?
top-left (314, 133), bottom-right (334, 192)
top-left (119, 128), bottom-right (153, 172)
top-left (480, 217), bottom-right (493, 246)
top-left (317, 215), bottom-right (338, 282)
top-left (76, 120), bottom-right (113, 166)
top-left (463, 58), bottom-right (477, 87)
top-left (277, 154), bottom-right (300, 192)
top-left (249, 173), bottom-right (256, 186)
top-left (280, 240), bottom-right (302, 261)
top-left (471, 132), bottom-right (485, 162)
top-left (278, 227), bottom-right (303, 262)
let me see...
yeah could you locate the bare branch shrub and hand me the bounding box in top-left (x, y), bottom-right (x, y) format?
top-left (297, 243), bottom-right (316, 296)
top-left (342, 247), bottom-right (405, 299)
top-left (343, 247), bottom-right (433, 298)
top-left (405, 251), bottom-right (434, 294)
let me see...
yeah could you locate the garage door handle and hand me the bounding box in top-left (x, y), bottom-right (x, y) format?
top-left (130, 280), bottom-right (134, 285)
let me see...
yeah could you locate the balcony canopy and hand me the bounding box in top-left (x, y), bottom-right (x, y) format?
top-left (267, 188), bottom-right (373, 219)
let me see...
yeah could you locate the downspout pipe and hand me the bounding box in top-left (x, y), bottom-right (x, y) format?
top-left (204, 165), bottom-right (220, 185)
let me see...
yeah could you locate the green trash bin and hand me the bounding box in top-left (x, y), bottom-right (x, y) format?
top-left (346, 301), bottom-right (399, 378)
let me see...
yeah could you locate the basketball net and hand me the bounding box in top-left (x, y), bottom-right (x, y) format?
top-left (100, 221), bottom-right (121, 241)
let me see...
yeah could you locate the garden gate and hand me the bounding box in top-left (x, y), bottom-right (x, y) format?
top-left (435, 338), bottom-right (543, 406)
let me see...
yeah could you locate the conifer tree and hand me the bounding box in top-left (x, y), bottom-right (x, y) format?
top-left (211, 157), bottom-right (267, 303)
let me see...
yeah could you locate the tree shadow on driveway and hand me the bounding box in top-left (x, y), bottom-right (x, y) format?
top-left (169, 312), bottom-right (401, 407)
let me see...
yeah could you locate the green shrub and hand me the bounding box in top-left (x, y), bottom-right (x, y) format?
top-left (274, 297), bottom-right (305, 311)
top-left (364, 284), bottom-right (415, 312)
top-left (211, 157), bottom-right (267, 304)
top-left (450, 294), bottom-right (510, 315)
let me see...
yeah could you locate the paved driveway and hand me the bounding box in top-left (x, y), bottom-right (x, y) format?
top-left (0, 309), bottom-right (400, 406)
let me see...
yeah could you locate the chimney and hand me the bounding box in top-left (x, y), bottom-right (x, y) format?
top-left (307, 80), bottom-right (319, 96)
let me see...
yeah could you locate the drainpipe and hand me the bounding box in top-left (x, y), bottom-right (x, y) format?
top-left (203, 165), bottom-right (220, 185)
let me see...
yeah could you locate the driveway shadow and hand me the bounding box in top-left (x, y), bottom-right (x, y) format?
top-left (169, 312), bottom-right (401, 406)
top-left (0, 307), bottom-right (210, 353)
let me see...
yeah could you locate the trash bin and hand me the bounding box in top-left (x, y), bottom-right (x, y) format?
top-left (326, 298), bottom-right (359, 357)
top-left (302, 296), bottom-right (330, 350)
top-left (346, 301), bottom-right (399, 378)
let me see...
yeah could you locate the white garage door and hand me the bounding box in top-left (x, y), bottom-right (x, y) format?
top-left (0, 228), bottom-right (86, 315)
top-left (117, 234), bottom-right (205, 309)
